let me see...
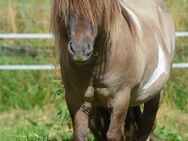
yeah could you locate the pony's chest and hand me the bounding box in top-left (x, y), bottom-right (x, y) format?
top-left (92, 87), bottom-right (115, 108)
top-left (91, 76), bottom-right (126, 107)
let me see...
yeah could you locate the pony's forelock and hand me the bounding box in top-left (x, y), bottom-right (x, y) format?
top-left (51, 0), bottom-right (123, 76)
top-left (51, 0), bottom-right (122, 40)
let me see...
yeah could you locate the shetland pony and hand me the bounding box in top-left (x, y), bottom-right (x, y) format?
top-left (51, 0), bottom-right (175, 140)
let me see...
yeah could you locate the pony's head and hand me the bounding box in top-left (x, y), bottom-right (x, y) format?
top-left (51, 0), bottom-right (121, 64)
top-left (66, 14), bottom-right (96, 63)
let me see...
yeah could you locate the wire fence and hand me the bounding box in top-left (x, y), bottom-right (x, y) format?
top-left (0, 0), bottom-right (188, 70)
top-left (0, 32), bottom-right (187, 70)
top-left (0, 34), bottom-right (52, 39)
top-left (0, 32), bottom-right (188, 39)
top-left (0, 63), bottom-right (188, 70)
top-left (0, 33), bottom-right (187, 70)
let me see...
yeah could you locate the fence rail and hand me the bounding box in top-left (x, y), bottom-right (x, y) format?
top-left (0, 33), bottom-right (52, 39)
top-left (0, 63), bottom-right (187, 70)
top-left (0, 65), bottom-right (56, 70)
top-left (176, 32), bottom-right (188, 37)
top-left (0, 32), bottom-right (188, 39)
top-left (0, 32), bottom-right (188, 70)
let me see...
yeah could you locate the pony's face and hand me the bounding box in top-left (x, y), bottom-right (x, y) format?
top-left (52, 0), bottom-right (121, 64)
top-left (67, 14), bottom-right (97, 64)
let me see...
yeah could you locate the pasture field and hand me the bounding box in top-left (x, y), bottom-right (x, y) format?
top-left (0, 0), bottom-right (188, 140)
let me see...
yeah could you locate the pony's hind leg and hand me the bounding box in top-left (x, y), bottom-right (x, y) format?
top-left (89, 107), bottom-right (110, 141)
top-left (124, 107), bottom-right (140, 140)
top-left (136, 92), bottom-right (161, 141)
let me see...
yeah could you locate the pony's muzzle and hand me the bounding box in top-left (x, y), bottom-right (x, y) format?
top-left (68, 41), bottom-right (93, 63)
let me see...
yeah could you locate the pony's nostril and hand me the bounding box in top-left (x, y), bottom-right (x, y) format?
top-left (68, 42), bottom-right (75, 55)
top-left (83, 43), bottom-right (90, 51)
top-left (86, 52), bottom-right (92, 57)
top-left (70, 45), bottom-right (74, 53)
top-left (83, 43), bottom-right (93, 55)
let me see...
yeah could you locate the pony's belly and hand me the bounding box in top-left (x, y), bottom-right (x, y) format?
top-left (92, 72), bottom-right (169, 107)
top-left (130, 41), bottom-right (172, 106)
top-left (130, 90), bottom-right (160, 106)
top-left (130, 73), bottom-right (169, 106)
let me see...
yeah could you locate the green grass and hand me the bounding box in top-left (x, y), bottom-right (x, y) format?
top-left (156, 125), bottom-right (183, 141)
top-left (0, 45), bottom-right (54, 65)
top-left (164, 70), bottom-right (188, 112)
top-left (0, 0), bottom-right (188, 140)
top-left (0, 71), bottom-right (187, 141)
top-left (0, 71), bottom-right (53, 111)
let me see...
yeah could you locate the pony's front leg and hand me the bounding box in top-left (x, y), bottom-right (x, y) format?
top-left (65, 94), bottom-right (91, 141)
top-left (73, 102), bottom-right (92, 141)
top-left (107, 87), bottom-right (131, 141)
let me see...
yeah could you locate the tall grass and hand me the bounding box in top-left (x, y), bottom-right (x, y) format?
top-left (0, 0), bottom-right (52, 47)
top-left (0, 0), bottom-right (51, 33)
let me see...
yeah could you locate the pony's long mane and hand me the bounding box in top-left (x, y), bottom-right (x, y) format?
top-left (51, 0), bottom-right (124, 77)
top-left (51, 0), bottom-right (122, 43)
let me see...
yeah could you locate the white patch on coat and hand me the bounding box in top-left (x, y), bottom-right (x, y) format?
top-left (119, 0), bottom-right (143, 37)
top-left (141, 44), bottom-right (167, 93)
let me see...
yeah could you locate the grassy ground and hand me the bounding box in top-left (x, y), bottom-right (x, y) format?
top-left (0, 0), bottom-right (188, 141)
top-left (1, 70), bottom-right (187, 141)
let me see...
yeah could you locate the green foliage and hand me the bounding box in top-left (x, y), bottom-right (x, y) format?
top-left (156, 125), bottom-right (183, 141)
top-left (0, 71), bottom-right (56, 111)
top-left (0, 125), bottom-right (59, 141)
top-left (164, 70), bottom-right (188, 112)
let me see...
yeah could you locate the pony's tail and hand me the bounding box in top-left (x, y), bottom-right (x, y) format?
top-left (89, 107), bottom-right (110, 140)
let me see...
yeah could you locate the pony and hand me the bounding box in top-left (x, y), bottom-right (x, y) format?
top-left (51, 0), bottom-right (175, 140)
